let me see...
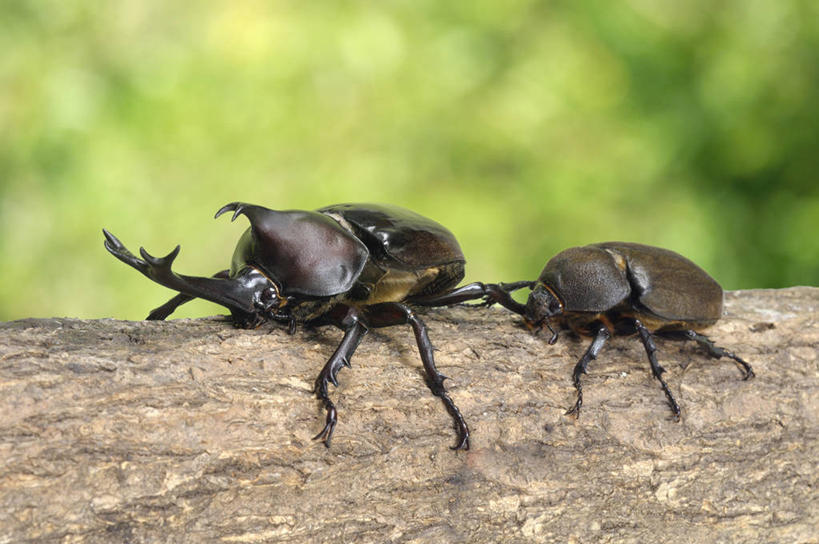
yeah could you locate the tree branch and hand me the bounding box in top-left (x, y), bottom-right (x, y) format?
top-left (1, 288), bottom-right (816, 543)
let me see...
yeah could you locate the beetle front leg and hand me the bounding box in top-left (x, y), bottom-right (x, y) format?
top-left (364, 302), bottom-right (470, 450)
top-left (409, 281), bottom-right (532, 316)
top-left (312, 305), bottom-right (369, 447)
top-left (565, 325), bottom-right (610, 418)
top-left (635, 320), bottom-right (682, 420)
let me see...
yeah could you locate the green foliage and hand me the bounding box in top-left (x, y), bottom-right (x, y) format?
top-left (2, 0), bottom-right (817, 320)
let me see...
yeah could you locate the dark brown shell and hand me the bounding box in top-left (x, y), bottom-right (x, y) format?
top-left (318, 203), bottom-right (465, 270)
top-left (592, 242), bottom-right (723, 323)
top-left (538, 245), bottom-right (631, 313)
top-left (218, 203), bottom-right (369, 298)
top-left (539, 242), bottom-right (723, 324)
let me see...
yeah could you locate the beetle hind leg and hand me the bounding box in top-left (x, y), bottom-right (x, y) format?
top-left (679, 330), bottom-right (755, 380)
top-left (635, 321), bottom-right (682, 420)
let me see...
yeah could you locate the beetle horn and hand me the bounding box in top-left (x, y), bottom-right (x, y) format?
top-left (215, 202), bottom-right (275, 224)
top-left (212, 202), bottom-right (370, 298)
top-left (103, 228), bottom-right (257, 315)
top-left (215, 202), bottom-right (246, 222)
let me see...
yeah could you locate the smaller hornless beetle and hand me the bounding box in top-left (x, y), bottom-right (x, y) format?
top-left (438, 242), bottom-right (755, 419)
top-left (103, 203), bottom-right (473, 449)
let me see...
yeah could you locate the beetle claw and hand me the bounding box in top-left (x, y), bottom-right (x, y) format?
top-left (670, 407), bottom-right (682, 422)
top-left (565, 404), bottom-right (581, 418)
top-left (312, 402), bottom-right (337, 447)
top-left (327, 372), bottom-right (339, 388)
top-left (450, 433), bottom-right (470, 451)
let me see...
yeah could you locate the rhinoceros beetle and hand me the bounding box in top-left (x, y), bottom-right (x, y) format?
top-left (103, 202), bottom-right (472, 449)
top-left (441, 242), bottom-right (755, 420)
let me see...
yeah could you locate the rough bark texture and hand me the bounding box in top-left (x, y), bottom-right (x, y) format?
top-left (1, 288), bottom-right (817, 543)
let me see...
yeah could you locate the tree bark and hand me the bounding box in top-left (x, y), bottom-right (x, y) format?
top-left (1, 288), bottom-right (816, 543)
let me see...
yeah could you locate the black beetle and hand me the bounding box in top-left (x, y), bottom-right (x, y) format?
top-left (103, 202), bottom-right (472, 449)
top-left (439, 242), bottom-right (755, 419)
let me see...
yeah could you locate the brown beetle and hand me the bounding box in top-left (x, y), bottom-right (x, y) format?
top-left (436, 242), bottom-right (755, 419)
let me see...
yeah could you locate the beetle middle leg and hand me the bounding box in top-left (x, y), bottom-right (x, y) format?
top-left (565, 325), bottom-right (610, 417)
top-left (635, 320), bottom-right (682, 420)
top-left (363, 302), bottom-right (470, 450)
top-left (676, 330), bottom-right (755, 380)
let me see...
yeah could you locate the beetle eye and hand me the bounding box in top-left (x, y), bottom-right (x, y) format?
top-left (256, 287), bottom-right (280, 312)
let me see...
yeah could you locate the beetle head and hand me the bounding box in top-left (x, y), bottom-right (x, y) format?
top-left (525, 283), bottom-right (562, 344)
top-left (233, 266), bottom-right (284, 311)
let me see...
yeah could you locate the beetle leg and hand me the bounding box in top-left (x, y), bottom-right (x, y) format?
top-left (363, 302), bottom-right (470, 450)
top-left (635, 320), bottom-right (682, 420)
top-left (679, 330), bottom-right (755, 380)
top-left (312, 305), bottom-right (369, 448)
top-left (146, 270), bottom-right (231, 320)
top-left (409, 281), bottom-right (532, 315)
top-left (565, 325), bottom-right (610, 418)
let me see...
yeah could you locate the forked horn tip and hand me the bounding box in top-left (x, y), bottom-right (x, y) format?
top-left (138, 245), bottom-right (180, 266)
top-left (102, 229), bottom-right (126, 254)
top-left (102, 228), bottom-right (119, 245)
top-left (215, 202), bottom-right (244, 222)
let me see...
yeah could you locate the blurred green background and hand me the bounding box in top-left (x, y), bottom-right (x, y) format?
top-left (2, 0), bottom-right (818, 322)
